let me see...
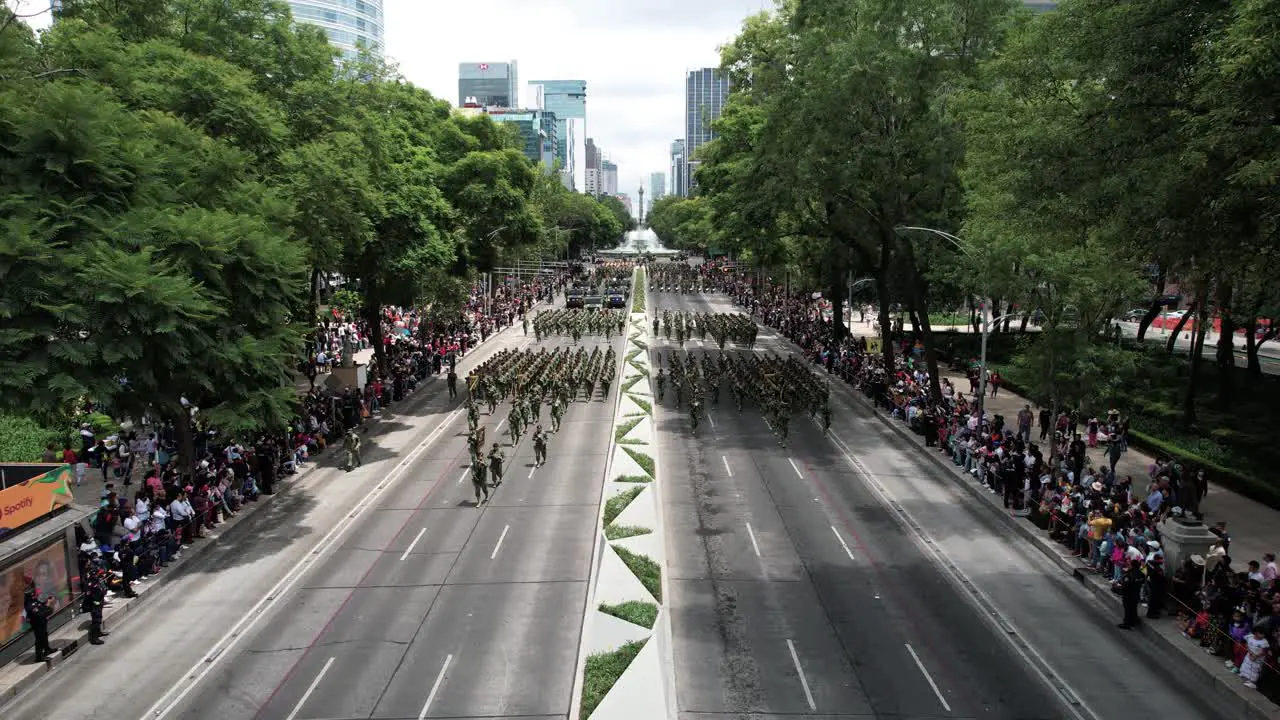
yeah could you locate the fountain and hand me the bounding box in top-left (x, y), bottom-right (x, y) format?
top-left (601, 228), bottom-right (680, 257)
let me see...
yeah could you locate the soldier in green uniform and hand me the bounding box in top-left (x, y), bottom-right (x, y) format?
top-left (343, 429), bottom-right (362, 471)
top-left (551, 398), bottom-right (565, 432)
top-left (467, 399), bottom-right (480, 433)
top-left (508, 407), bottom-right (522, 444)
top-left (821, 401), bottom-right (832, 435)
top-left (467, 429), bottom-right (481, 463)
top-left (656, 368), bottom-right (666, 403)
top-left (689, 397), bottom-right (702, 432)
top-left (488, 443), bottom-right (505, 487)
top-left (471, 457), bottom-right (489, 505)
top-left (533, 424), bottom-right (548, 466)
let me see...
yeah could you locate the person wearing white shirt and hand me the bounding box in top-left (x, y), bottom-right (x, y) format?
top-left (122, 511), bottom-right (142, 543)
top-left (170, 492), bottom-right (195, 544)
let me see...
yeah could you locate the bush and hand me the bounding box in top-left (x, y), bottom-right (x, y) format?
top-left (621, 447), bottom-right (655, 478)
top-left (1128, 430), bottom-right (1280, 509)
top-left (582, 640), bottom-right (647, 719)
top-left (613, 545), bottom-right (662, 601)
top-left (599, 600), bottom-right (657, 629)
top-left (604, 486), bottom-right (644, 526)
top-left (0, 414), bottom-right (61, 463)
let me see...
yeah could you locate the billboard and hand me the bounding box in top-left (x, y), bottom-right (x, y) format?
top-left (0, 464), bottom-right (75, 536)
top-left (0, 539), bottom-right (74, 649)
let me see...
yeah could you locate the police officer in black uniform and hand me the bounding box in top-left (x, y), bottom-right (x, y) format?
top-left (23, 576), bottom-right (54, 661)
top-left (82, 570), bottom-right (108, 645)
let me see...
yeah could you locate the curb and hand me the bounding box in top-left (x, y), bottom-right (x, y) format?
top-left (0, 318), bottom-right (527, 710)
top-left (845, 388), bottom-right (1280, 720)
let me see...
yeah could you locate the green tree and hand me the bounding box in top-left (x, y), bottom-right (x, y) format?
top-left (598, 194), bottom-right (636, 233)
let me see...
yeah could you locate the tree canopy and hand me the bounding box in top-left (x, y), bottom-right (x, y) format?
top-left (0, 0), bottom-right (626, 463)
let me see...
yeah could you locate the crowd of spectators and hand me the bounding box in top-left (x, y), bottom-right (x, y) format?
top-left (725, 275), bottom-right (1279, 702)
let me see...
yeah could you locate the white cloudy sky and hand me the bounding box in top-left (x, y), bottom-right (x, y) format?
top-left (11, 0), bottom-right (767, 204)
top-left (384, 0), bottom-right (767, 202)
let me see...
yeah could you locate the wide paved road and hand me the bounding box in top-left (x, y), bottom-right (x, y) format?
top-left (651, 285), bottom-right (1228, 720)
top-left (4, 326), bottom-right (619, 720)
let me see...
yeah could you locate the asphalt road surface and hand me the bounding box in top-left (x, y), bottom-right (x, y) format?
top-left (651, 285), bottom-right (1229, 720)
top-left (3, 326), bottom-right (620, 720)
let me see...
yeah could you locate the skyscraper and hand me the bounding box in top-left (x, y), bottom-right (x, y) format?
top-left (684, 68), bottom-right (729, 194)
top-left (286, 0), bottom-right (384, 59)
top-left (601, 160), bottom-right (618, 197)
top-left (670, 139), bottom-right (687, 198)
top-left (649, 172), bottom-right (666, 212)
top-left (484, 108), bottom-right (558, 169)
top-left (584, 138), bottom-right (602, 196)
top-left (458, 61), bottom-right (519, 107)
top-left (528, 80), bottom-right (586, 191)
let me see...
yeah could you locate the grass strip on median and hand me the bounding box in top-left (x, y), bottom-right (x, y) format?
top-left (615, 417), bottom-right (642, 442)
top-left (605, 524), bottom-right (653, 541)
top-left (582, 639), bottom-right (647, 719)
top-left (628, 395), bottom-right (652, 415)
top-left (613, 545), bottom-right (662, 602)
top-left (603, 486), bottom-right (645, 526)
top-left (621, 376), bottom-right (643, 393)
top-left (627, 360), bottom-right (649, 377)
top-left (621, 446), bottom-right (655, 478)
top-left (631, 270), bottom-right (646, 313)
top-left (614, 474), bottom-right (650, 483)
top-left (626, 348), bottom-right (642, 363)
top-left (598, 600), bottom-right (657, 629)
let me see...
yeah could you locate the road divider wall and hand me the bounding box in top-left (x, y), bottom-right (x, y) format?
top-left (570, 270), bottom-right (673, 720)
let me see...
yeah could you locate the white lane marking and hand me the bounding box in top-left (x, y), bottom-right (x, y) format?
top-left (457, 469), bottom-right (468, 484)
top-left (285, 656), bottom-right (335, 720)
top-left (785, 639), bottom-right (817, 711)
top-left (830, 525), bottom-right (855, 560)
top-left (764, 417), bottom-right (773, 430)
top-left (400, 528), bottom-right (427, 560)
top-left (745, 523), bottom-right (762, 557)
top-left (528, 466), bottom-right (536, 479)
top-left (141, 402), bottom-right (465, 720)
top-left (496, 418), bottom-right (507, 431)
top-left (418, 653), bottom-right (453, 720)
top-left (707, 411), bottom-right (716, 429)
top-left (490, 524), bottom-right (510, 560)
top-left (721, 455), bottom-right (733, 477)
top-left (788, 458), bottom-right (803, 478)
top-left (906, 643), bottom-right (951, 712)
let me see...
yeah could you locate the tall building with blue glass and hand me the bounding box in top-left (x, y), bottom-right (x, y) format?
top-left (684, 68), bottom-right (729, 195)
top-left (528, 80), bottom-right (586, 191)
top-left (286, 0), bottom-right (384, 59)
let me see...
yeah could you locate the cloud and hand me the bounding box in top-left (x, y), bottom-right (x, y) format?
top-left (384, 0), bottom-right (767, 208)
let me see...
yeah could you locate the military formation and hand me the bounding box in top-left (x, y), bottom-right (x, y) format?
top-left (655, 349), bottom-right (831, 445)
top-left (654, 310), bottom-right (758, 350)
top-left (649, 263), bottom-right (718, 294)
top-left (532, 308), bottom-right (627, 342)
top-left (462, 344), bottom-right (617, 505)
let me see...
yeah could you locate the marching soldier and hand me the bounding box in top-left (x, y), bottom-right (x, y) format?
top-left (467, 398), bottom-right (480, 432)
top-left (467, 428), bottom-right (481, 463)
top-left (533, 425), bottom-right (548, 467)
top-left (508, 407), bottom-right (522, 444)
top-left (343, 429), bottom-right (362, 471)
top-left (447, 367), bottom-right (458, 399)
top-left (656, 367), bottom-right (666, 403)
top-left (821, 401), bottom-right (832, 435)
top-left (551, 398), bottom-right (565, 432)
top-left (689, 397), bottom-right (702, 432)
top-left (488, 443), bottom-right (505, 487)
top-left (471, 457), bottom-right (489, 505)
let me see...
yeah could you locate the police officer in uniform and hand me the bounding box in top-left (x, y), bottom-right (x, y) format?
top-left (23, 576), bottom-right (55, 661)
top-left (82, 571), bottom-right (108, 645)
top-left (447, 367), bottom-right (458, 399)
